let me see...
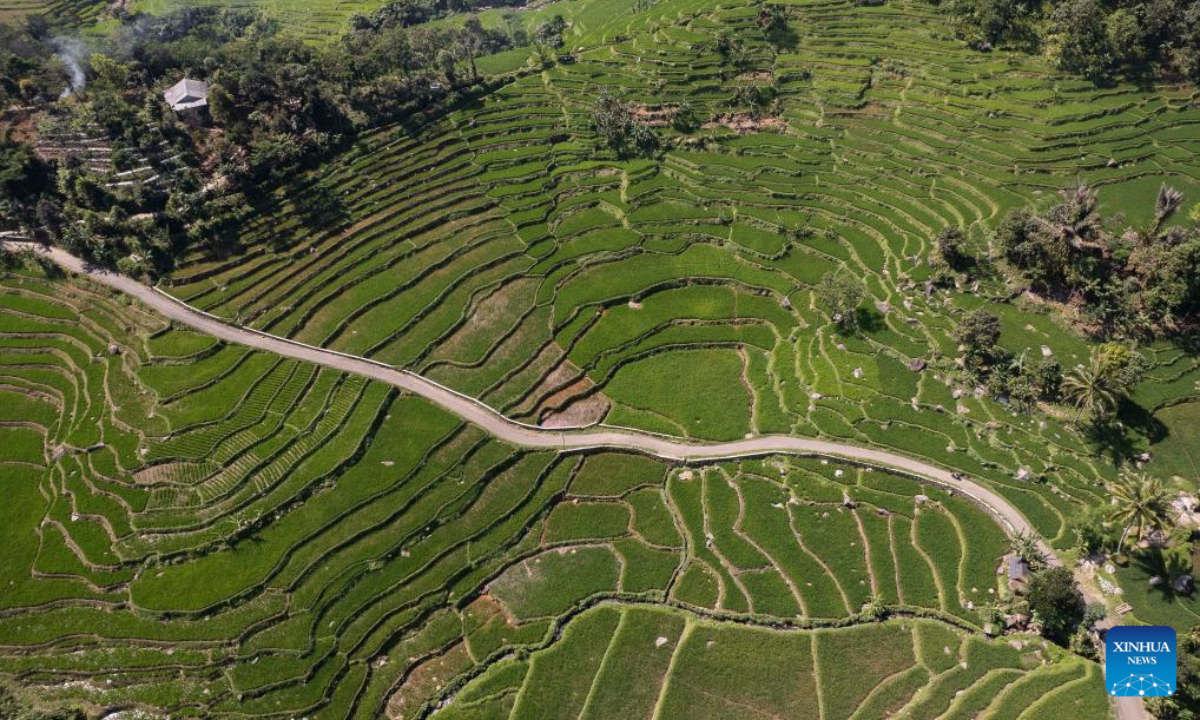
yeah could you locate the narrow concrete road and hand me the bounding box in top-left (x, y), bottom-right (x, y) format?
top-left (9, 242), bottom-right (1049, 552)
top-left (19, 241), bottom-right (1152, 718)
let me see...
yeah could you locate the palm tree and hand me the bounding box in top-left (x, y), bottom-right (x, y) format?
top-left (1010, 529), bottom-right (1047, 568)
top-left (1153, 183), bottom-right (1185, 233)
top-left (1063, 352), bottom-right (1119, 422)
top-left (1035, 183), bottom-right (1108, 256)
top-left (1107, 472), bottom-right (1174, 554)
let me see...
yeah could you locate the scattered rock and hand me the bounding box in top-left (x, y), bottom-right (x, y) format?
top-left (908, 358), bottom-right (926, 372)
top-left (655, 636), bottom-right (669, 648)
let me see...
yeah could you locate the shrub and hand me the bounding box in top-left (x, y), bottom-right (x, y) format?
top-left (954, 309), bottom-right (1002, 372)
top-left (1026, 567), bottom-right (1085, 642)
top-left (815, 270), bottom-right (866, 330)
top-left (591, 91), bottom-right (660, 159)
top-left (935, 226), bottom-right (968, 268)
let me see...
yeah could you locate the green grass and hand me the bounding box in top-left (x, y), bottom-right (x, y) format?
top-left (603, 348), bottom-right (753, 441)
top-left (1151, 401), bottom-right (1200, 488)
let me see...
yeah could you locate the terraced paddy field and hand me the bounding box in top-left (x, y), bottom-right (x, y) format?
top-left (121, 0), bottom-right (390, 42)
top-left (0, 0), bottom-right (103, 23)
top-left (442, 606), bottom-right (1108, 720)
top-left (0, 261), bottom-right (1065, 716)
top-left (164, 0), bottom-right (1200, 557)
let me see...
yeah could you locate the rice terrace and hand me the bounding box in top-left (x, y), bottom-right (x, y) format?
top-left (2, 0), bottom-right (1200, 717)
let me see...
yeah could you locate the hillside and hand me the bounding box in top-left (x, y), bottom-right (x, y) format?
top-left (2, 0), bottom-right (1200, 717)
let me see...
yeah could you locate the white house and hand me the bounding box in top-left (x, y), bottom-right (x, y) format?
top-left (164, 78), bottom-right (209, 124)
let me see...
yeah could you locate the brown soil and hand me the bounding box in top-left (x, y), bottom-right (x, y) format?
top-left (737, 72), bottom-right (775, 83)
top-left (630, 103), bottom-right (677, 127)
top-left (704, 113), bottom-right (788, 134)
top-left (514, 348), bottom-right (611, 428)
top-left (0, 108), bottom-right (41, 146)
top-left (535, 361), bottom-right (610, 428)
top-left (386, 642), bottom-right (474, 720)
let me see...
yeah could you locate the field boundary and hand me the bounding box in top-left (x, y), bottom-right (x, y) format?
top-left (6, 240), bottom-right (1050, 558)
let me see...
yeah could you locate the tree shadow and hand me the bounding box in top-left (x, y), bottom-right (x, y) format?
top-left (1083, 417), bottom-right (1139, 468)
top-left (1131, 547), bottom-right (1194, 602)
top-left (766, 25), bottom-right (799, 53)
top-left (854, 306), bottom-right (886, 334)
top-left (1120, 399), bottom-right (1168, 445)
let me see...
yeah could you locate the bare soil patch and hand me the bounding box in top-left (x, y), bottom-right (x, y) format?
top-left (386, 642), bottom-right (475, 720)
top-left (630, 103), bottom-right (676, 127)
top-left (704, 113), bottom-right (788, 134)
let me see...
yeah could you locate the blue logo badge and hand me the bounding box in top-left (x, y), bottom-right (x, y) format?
top-left (1106, 626), bottom-right (1176, 697)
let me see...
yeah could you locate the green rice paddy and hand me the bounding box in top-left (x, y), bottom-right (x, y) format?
top-left (8, 0), bottom-right (1200, 713)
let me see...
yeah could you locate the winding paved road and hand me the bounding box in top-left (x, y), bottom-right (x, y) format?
top-left (16, 241), bottom-right (1156, 719)
top-left (9, 242), bottom-right (1049, 552)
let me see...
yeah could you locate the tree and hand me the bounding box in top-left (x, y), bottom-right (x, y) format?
top-left (1147, 624), bottom-right (1200, 719)
top-left (1063, 343), bottom-right (1144, 422)
top-left (1067, 503), bottom-right (1117, 555)
top-left (1026, 566), bottom-right (1085, 641)
top-left (757, 3), bottom-right (787, 33)
top-left (533, 15), bottom-right (567, 49)
top-left (1050, 0), bottom-right (1114, 82)
top-left (1063, 351), bottom-right (1119, 422)
top-left (1029, 356), bottom-right (1062, 400)
top-left (1009, 529), bottom-right (1046, 568)
top-left (1106, 472), bottom-right (1174, 554)
top-left (590, 91), bottom-right (658, 159)
top-left (1104, 8), bottom-right (1145, 67)
top-left (815, 270), bottom-right (865, 329)
top-left (954, 308), bottom-right (1002, 372)
top-left (935, 226), bottom-right (967, 268)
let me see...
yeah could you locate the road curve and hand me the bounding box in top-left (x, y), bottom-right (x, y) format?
top-left (8, 242), bottom-right (1051, 553)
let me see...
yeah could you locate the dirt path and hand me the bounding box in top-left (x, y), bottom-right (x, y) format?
top-left (11, 242), bottom-right (1052, 559)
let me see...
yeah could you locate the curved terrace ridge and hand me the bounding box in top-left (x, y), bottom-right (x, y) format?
top-left (4, 240), bottom-right (1053, 558)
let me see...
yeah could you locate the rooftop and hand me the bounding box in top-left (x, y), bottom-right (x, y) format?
top-left (164, 78), bottom-right (208, 111)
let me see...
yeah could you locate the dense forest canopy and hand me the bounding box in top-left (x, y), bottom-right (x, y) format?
top-left (0, 4), bottom-right (539, 274)
top-left (942, 0), bottom-right (1200, 82)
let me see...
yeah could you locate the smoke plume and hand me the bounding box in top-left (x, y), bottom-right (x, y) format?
top-left (52, 36), bottom-right (89, 97)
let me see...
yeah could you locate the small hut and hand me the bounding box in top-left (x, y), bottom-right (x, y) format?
top-left (1007, 555), bottom-right (1031, 594)
top-left (164, 78), bottom-right (209, 125)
